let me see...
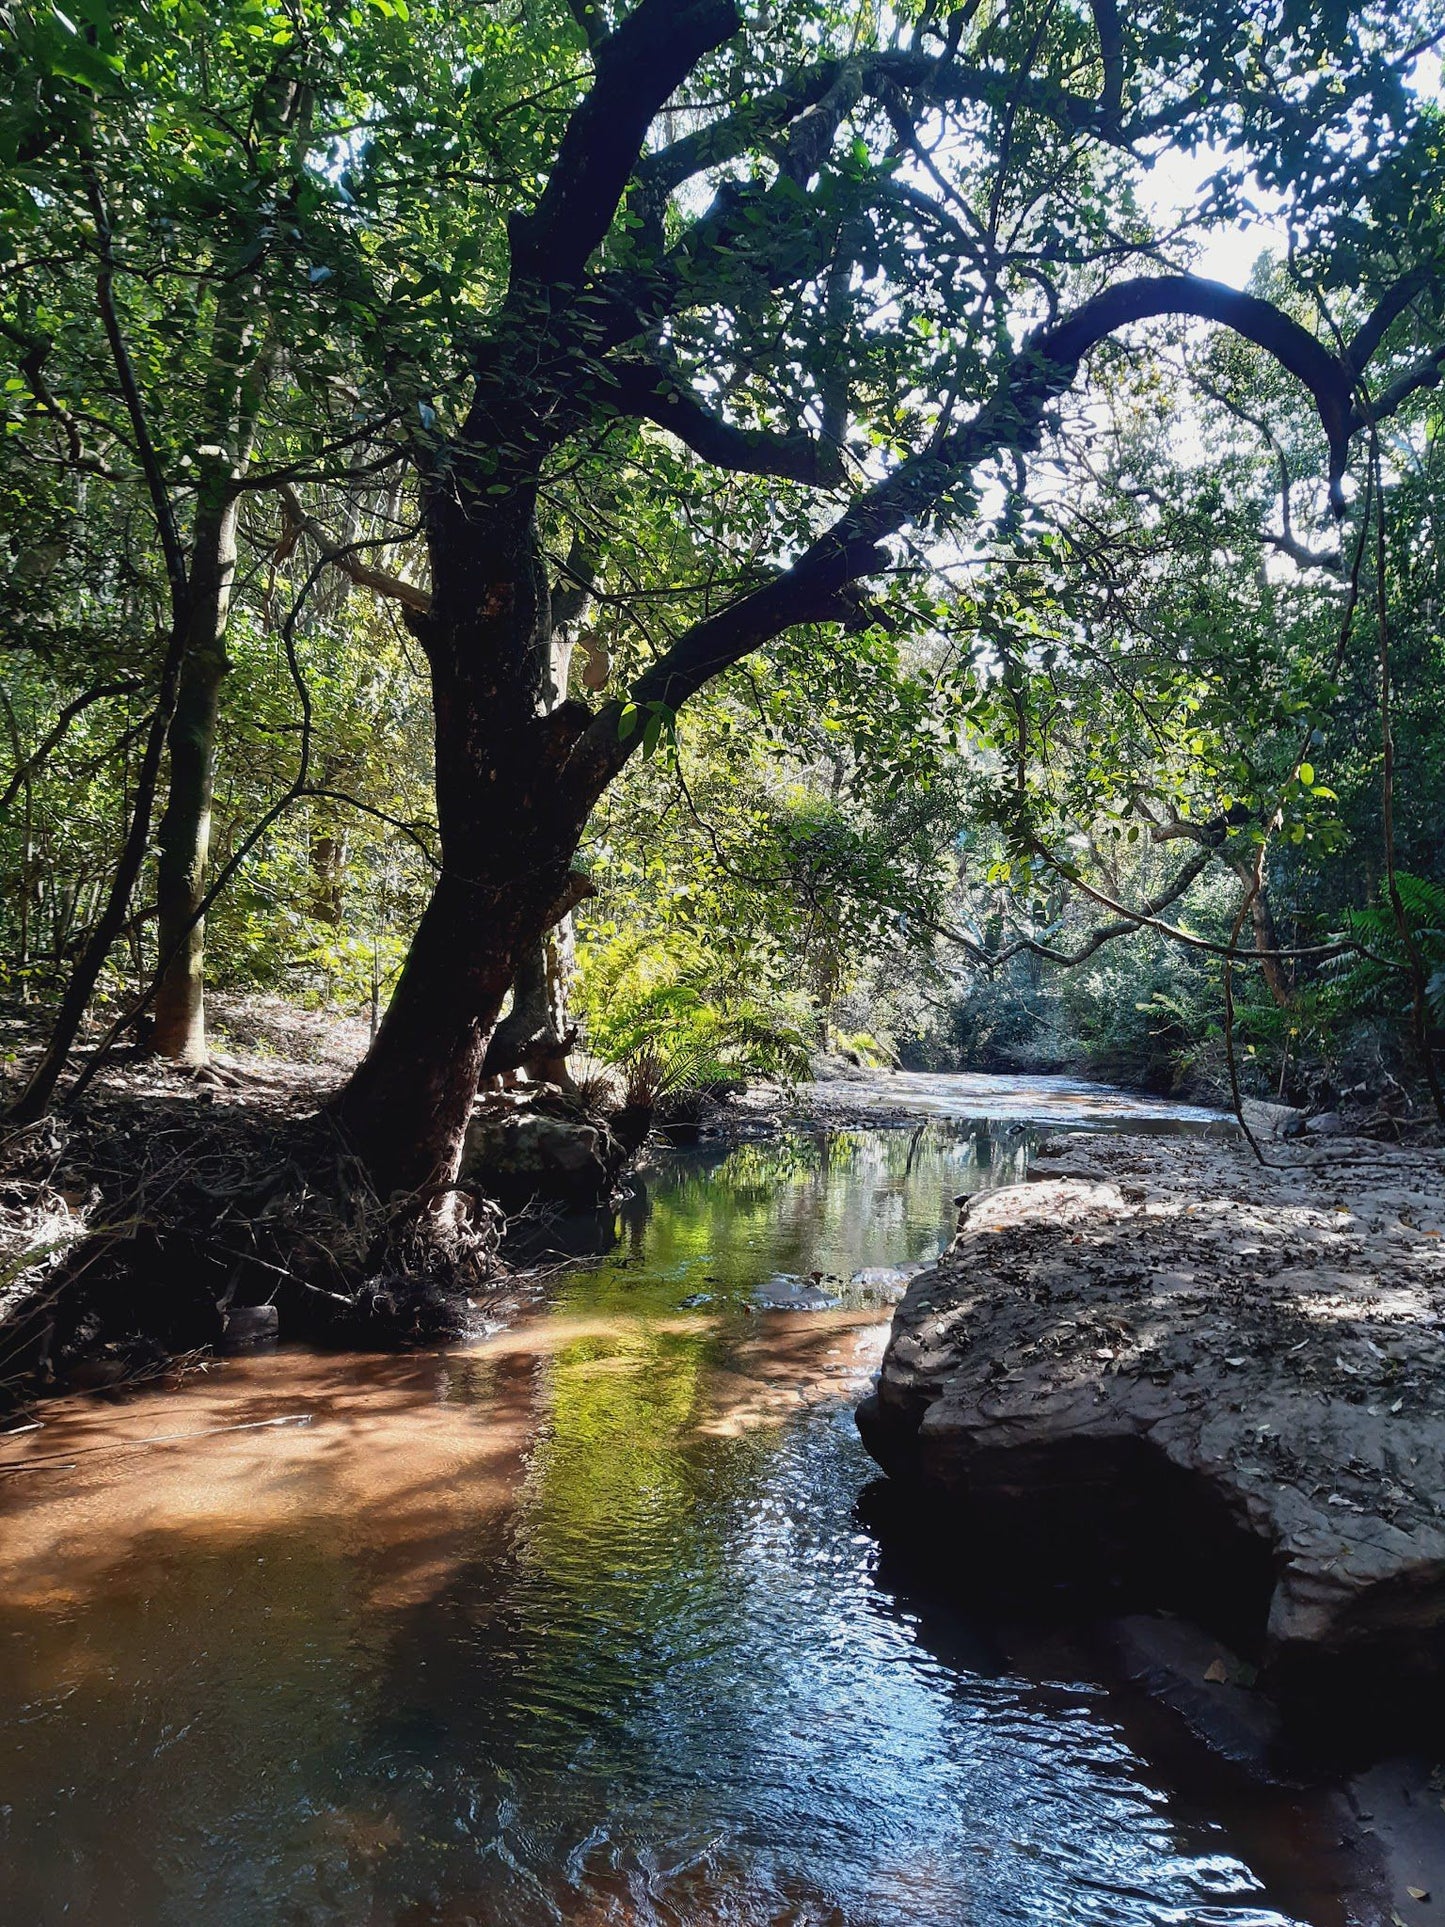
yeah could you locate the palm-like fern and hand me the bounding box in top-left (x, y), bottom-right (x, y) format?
top-left (1325, 874), bottom-right (1445, 1025)
top-left (576, 930), bottom-right (812, 1102)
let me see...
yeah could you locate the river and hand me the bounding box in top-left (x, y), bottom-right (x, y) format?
top-left (0, 1081), bottom-right (1350, 1926)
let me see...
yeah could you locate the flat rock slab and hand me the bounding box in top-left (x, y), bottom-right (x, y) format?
top-left (857, 1131), bottom-right (1445, 1743)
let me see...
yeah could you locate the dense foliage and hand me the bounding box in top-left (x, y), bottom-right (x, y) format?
top-left (2, 0), bottom-right (1443, 1134)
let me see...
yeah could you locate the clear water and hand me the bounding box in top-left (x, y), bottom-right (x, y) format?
top-left (0, 1121), bottom-right (1330, 1926)
top-left (808, 1069), bottom-right (1231, 1130)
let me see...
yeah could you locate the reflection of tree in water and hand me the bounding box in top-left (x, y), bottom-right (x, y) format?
top-left (0, 1123), bottom-right (1306, 1927)
top-left (575, 1124), bottom-right (1031, 1309)
top-left (350, 1381), bottom-right (1294, 1927)
top-left (350, 1315), bottom-right (802, 1920)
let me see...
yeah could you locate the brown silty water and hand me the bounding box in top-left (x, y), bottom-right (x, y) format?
top-left (0, 1102), bottom-right (1356, 1926)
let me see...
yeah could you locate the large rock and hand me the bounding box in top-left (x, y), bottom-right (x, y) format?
top-left (1241, 1096), bottom-right (1307, 1138)
top-left (857, 1132), bottom-right (1445, 1746)
top-left (461, 1099), bottom-right (621, 1211)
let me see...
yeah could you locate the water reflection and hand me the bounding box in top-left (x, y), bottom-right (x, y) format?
top-left (0, 1123), bottom-right (1319, 1925)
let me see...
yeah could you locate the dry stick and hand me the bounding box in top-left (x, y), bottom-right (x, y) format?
top-left (1223, 852), bottom-right (1268, 1164)
top-left (1369, 422), bottom-right (1445, 1119)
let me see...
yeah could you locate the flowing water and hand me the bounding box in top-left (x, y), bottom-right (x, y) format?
top-left (806, 1068), bottom-right (1233, 1131)
top-left (0, 1099), bottom-right (1346, 1927)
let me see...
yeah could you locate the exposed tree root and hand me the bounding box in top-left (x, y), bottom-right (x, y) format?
top-left (0, 1080), bottom-right (503, 1413)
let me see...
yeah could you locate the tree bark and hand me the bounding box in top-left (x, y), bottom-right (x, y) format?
top-left (1227, 856), bottom-right (1292, 1008)
top-left (329, 486), bottom-right (597, 1193)
top-left (151, 487), bottom-right (241, 1062)
top-left (147, 221), bottom-right (277, 1063)
top-left (480, 531), bottom-right (602, 1088)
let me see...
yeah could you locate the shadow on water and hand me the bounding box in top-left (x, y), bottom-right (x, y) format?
top-left (0, 1115), bottom-right (1341, 1926)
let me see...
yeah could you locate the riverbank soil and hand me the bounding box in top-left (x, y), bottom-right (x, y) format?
top-left (0, 997), bottom-right (522, 1404)
top-left (0, 1004), bottom-right (904, 1404)
top-left (858, 1129), bottom-right (1445, 1917)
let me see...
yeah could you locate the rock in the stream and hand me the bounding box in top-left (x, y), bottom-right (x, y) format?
top-left (857, 1132), bottom-right (1445, 1749)
top-left (221, 1303), bottom-right (279, 1351)
top-left (462, 1100), bottom-right (620, 1210)
top-left (849, 1265), bottom-right (918, 1303)
top-left (753, 1273), bottom-right (839, 1311)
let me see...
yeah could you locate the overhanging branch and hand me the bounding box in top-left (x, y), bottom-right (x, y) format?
top-left (508, 0), bottom-right (742, 289)
top-left (604, 358), bottom-right (844, 484)
top-left (988, 843), bottom-right (1214, 967)
top-left (569, 272), bottom-right (1382, 799)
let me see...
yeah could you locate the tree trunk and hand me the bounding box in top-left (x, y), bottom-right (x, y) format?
top-left (150, 276), bottom-right (274, 1065)
top-left (479, 534), bottom-right (600, 1088)
top-left (150, 490), bottom-right (240, 1062)
top-left (483, 919), bottom-right (580, 1087)
top-left (331, 871), bottom-right (530, 1195)
top-left (330, 485), bottom-right (597, 1194)
top-left (307, 758), bottom-right (354, 926)
top-left (1228, 857), bottom-right (1292, 1008)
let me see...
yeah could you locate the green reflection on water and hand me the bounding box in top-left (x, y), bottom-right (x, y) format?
top-left (0, 1122), bottom-right (1320, 1927)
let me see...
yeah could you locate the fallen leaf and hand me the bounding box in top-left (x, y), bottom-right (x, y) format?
top-left (1407, 1888), bottom-right (1431, 1902)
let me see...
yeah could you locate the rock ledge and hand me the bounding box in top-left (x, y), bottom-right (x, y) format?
top-left (857, 1131), bottom-right (1445, 1746)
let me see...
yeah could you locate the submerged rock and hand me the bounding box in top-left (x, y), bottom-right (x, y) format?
top-left (753, 1272), bottom-right (840, 1311)
top-left (857, 1132), bottom-right (1445, 1749)
top-left (849, 1265), bottom-right (917, 1303)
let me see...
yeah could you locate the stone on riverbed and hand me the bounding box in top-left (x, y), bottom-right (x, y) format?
top-left (753, 1273), bottom-right (840, 1310)
top-left (857, 1131), bottom-right (1445, 1748)
top-left (1241, 1097), bottom-right (1307, 1139)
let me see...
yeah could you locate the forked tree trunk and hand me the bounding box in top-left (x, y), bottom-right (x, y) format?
top-left (330, 487), bottom-right (599, 1195)
top-left (483, 919), bottom-right (581, 1087)
top-left (332, 871), bottom-right (540, 1194)
top-left (481, 536), bottom-right (600, 1088)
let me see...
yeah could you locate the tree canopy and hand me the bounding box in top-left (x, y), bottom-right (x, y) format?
top-left (2, 0), bottom-right (1444, 1174)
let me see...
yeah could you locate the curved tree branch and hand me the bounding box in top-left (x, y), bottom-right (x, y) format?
top-left (508, 0), bottom-right (742, 289)
top-left (0, 681), bottom-right (143, 819)
top-left (604, 358), bottom-right (845, 484)
top-left (567, 273), bottom-right (1368, 794)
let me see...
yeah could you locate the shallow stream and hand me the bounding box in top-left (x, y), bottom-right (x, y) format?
top-left (0, 1088), bottom-right (1350, 1926)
